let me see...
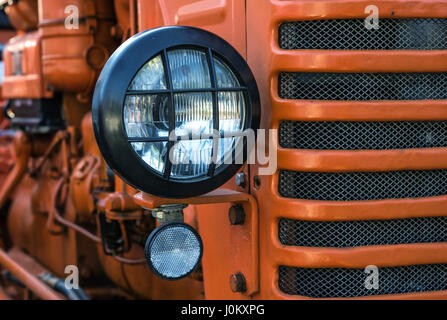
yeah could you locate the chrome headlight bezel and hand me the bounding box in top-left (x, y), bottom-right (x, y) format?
top-left (93, 26), bottom-right (260, 198)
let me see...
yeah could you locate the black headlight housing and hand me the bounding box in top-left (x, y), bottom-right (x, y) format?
top-left (92, 26), bottom-right (260, 198)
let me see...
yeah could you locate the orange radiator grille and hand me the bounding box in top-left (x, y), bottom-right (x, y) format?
top-left (247, 0), bottom-right (447, 300)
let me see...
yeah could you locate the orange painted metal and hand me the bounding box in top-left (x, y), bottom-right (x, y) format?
top-left (69, 155), bottom-right (100, 223)
top-left (135, 188), bottom-right (255, 209)
top-left (0, 29), bottom-right (15, 44)
top-left (0, 133), bottom-right (14, 176)
top-left (0, 132), bottom-right (30, 210)
top-left (38, 0), bottom-right (118, 99)
top-left (2, 31), bottom-right (53, 99)
top-left (113, 0), bottom-right (130, 41)
top-left (271, 50), bottom-right (447, 73)
top-left (272, 242), bottom-right (447, 269)
top-left (137, 0), bottom-right (247, 57)
top-left (272, 287), bottom-right (447, 301)
top-left (0, 0), bottom-right (241, 299)
top-left (277, 148), bottom-right (447, 172)
top-left (4, 0), bottom-right (38, 32)
top-left (272, 100), bottom-right (447, 122)
top-left (246, 0), bottom-right (447, 300)
top-left (0, 286), bottom-right (10, 300)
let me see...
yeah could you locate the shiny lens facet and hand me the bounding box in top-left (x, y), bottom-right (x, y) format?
top-left (131, 142), bottom-right (167, 174)
top-left (170, 139), bottom-right (213, 179)
top-left (125, 48), bottom-right (246, 179)
top-left (174, 92), bottom-right (214, 136)
top-left (128, 54), bottom-right (166, 90)
top-left (214, 56), bottom-right (239, 88)
top-left (168, 49), bottom-right (211, 89)
top-left (124, 94), bottom-right (170, 138)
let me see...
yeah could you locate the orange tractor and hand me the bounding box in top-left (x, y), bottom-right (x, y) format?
top-left (0, 0), bottom-right (446, 300)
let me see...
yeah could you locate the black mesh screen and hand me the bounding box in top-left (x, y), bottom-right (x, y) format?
top-left (278, 170), bottom-right (447, 201)
top-left (278, 264), bottom-right (447, 298)
top-left (279, 18), bottom-right (447, 50)
top-left (279, 120), bottom-right (447, 150)
top-left (278, 72), bottom-right (447, 101)
top-left (279, 217), bottom-right (447, 248)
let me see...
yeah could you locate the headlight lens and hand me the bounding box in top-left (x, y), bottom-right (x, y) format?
top-left (168, 49), bottom-right (211, 89)
top-left (124, 48), bottom-right (246, 180)
top-left (92, 26), bottom-right (260, 198)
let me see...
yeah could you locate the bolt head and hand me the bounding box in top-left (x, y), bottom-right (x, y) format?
top-left (235, 173), bottom-right (246, 188)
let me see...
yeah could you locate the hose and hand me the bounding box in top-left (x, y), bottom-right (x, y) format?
top-left (4, 267), bottom-right (90, 300)
top-left (38, 273), bottom-right (89, 300)
top-left (50, 177), bottom-right (146, 265)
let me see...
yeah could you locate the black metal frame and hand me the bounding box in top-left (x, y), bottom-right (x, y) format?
top-left (93, 26), bottom-right (260, 198)
top-left (144, 222), bottom-right (203, 281)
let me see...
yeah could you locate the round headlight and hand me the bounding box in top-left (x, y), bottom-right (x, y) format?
top-left (92, 26), bottom-right (260, 198)
top-left (144, 222), bottom-right (203, 280)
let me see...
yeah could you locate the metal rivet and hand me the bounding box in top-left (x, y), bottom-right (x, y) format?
top-left (229, 273), bottom-right (246, 293)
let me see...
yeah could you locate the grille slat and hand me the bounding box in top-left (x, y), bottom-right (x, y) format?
top-left (279, 217), bottom-right (447, 248)
top-left (279, 120), bottom-right (447, 150)
top-left (279, 18), bottom-right (447, 50)
top-left (279, 170), bottom-right (447, 201)
top-left (279, 264), bottom-right (447, 298)
top-left (279, 72), bottom-right (447, 101)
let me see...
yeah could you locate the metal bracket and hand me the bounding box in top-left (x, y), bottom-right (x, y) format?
top-left (133, 188), bottom-right (259, 296)
top-left (152, 204), bottom-right (187, 224)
